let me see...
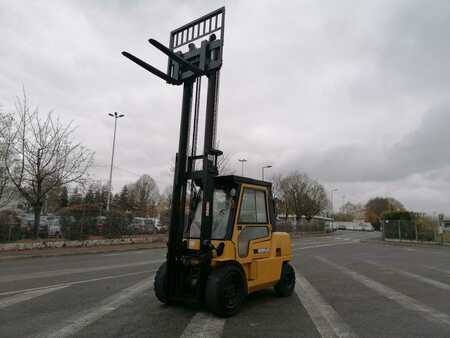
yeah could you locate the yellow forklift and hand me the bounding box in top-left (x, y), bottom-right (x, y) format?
top-left (122, 7), bottom-right (295, 317)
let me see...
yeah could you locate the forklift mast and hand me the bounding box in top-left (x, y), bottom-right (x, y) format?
top-left (122, 7), bottom-right (226, 301)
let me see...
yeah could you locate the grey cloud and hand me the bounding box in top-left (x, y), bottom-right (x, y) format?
top-left (294, 104), bottom-right (450, 182)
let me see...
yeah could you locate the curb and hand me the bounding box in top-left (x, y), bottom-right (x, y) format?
top-left (0, 243), bottom-right (166, 261)
top-left (0, 235), bottom-right (167, 252)
top-left (362, 238), bottom-right (450, 249)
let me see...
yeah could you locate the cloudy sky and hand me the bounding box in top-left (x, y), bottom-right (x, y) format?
top-left (1, 0), bottom-right (450, 213)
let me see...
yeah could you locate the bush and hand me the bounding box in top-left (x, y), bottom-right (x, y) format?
top-left (58, 204), bottom-right (102, 240)
top-left (103, 210), bottom-right (133, 238)
top-left (297, 219), bottom-right (325, 232)
top-left (384, 216), bottom-right (436, 241)
top-left (384, 211), bottom-right (413, 221)
top-left (438, 231), bottom-right (450, 243)
top-left (415, 216), bottom-right (435, 241)
top-left (274, 222), bottom-right (294, 233)
top-left (60, 215), bottom-right (88, 241)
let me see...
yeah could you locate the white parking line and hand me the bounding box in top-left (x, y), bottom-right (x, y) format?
top-left (293, 241), bottom-right (358, 251)
top-left (101, 252), bottom-right (128, 257)
top-left (180, 312), bottom-right (225, 338)
top-left (0, 285), bottom-right (68, 309)
top-left (0, 269), bottom-right (154, 297)
top-left (38, 276), bottom-right (154, 338)
top-left (292, 236), bottom-right (355, 246)
top-left (424, 266), bottom-right (450, 276)
top-left (316, 256), bottom-right (450, 327)
top-left (295, 270), bottom-right (358, 337)
top-left (364, 260), bottom-right (450, 291)
top-left (0, 259), bottom-right (163, 283)
top-left (293, 239), bottom-right (348, 247)
top-left (299, 237), bottom-right (341, 242)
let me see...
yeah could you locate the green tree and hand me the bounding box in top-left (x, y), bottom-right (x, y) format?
top-left (84, 187), bottom-right (95, 205)
top-left (365, 197), bottom-right (405, 230)
top-left (93, 186), bottom-right (102, 207)
top-left (119, 185), bottom-right (130, 211)
top-left (59, 186), bottom-right (69, 209)
top-left (69, 187), bottom-right (83, 206)
top-left (100, 185), bottom-right (109, 210)
top-left (111, 192), bottom-right (120, 209)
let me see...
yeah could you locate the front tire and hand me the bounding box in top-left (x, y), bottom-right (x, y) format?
top-left (274, 262), bottom-right (295, 297)
top-left (205, 264), bottom-right (246, 317)
top-left (154, 262), bottom-right (168, 304)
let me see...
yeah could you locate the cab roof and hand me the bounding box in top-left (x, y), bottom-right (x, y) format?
top-left (214, 175), bottom-right (272, 188)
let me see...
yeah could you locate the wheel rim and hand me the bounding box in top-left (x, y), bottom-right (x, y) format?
top-left (223, 271), bottom-right (243, 311)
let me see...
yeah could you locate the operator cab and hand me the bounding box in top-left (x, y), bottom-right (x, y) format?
top-left (186, 175), bottom-right (275, 250)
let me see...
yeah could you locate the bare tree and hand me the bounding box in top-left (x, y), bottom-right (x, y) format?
top-left (0, 92), bottom-right (94, 238)
top-left (128, 174), bottom-right (160, 217)
top-left (271, 173), bottom-right (285, 217)
top-left (279, 171), bottom-right (328, 220)
top-left (217, 153), bottom-right (235, 175)
top-left (0, 109), bottom-right (15, 207)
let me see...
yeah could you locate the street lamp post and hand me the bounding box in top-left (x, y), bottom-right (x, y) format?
top-left (261, 165), bottom-right (272, 181)
top-left (330, 188), bottom-right (338, 231)
top-left (238, 158), bottom-right (247, 176)
top-left (106, 112), bottom-right (125, 212)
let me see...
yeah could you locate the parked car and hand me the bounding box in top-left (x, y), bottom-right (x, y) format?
top-left (129, 217), bottom-right (156, 234)
top-left (359, 223), bottom-right (374, 231)
top-left (96, 216), bottom-right (108, 234)
top-left (45, 215), bottom-right (62, 238)
top-left (155, 221), bottom-right (168, 233)
top-left (38, 217), bottom-right (49, 237)
top-left (48, 224), bottom-right (63, 238)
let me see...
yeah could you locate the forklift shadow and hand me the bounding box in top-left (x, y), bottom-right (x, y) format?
top-left (156, 300), bottom-right (203, 314)
top-left (152, 289), bottom-right (282, 316)
top-left (240, 289), bottom-right (284, 312)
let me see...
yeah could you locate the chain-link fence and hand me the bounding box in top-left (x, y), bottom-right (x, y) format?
top-left (0, 208), bottom-right (167, 243)
top-left (275, 218), bottom-right (328, 234)
top-left (383, 219), bottom-right (449, 243)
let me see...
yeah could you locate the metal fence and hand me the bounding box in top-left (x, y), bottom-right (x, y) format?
top-left (275, 218), bottom-right (327, 234)
top-left (383, 219), bottom-right (449, 243)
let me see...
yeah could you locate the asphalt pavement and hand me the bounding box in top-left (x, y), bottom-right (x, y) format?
top-left (1, 230), bottom-right (449, 337)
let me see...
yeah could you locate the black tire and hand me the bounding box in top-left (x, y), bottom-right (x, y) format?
top-left (274, 262), bottom-right (295, 297)
top-left (205, 264), bottom-right (246, 317)
top-left (154, 262), bottom-right (168, 304)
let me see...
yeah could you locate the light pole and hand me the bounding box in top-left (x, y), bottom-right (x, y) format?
top-left (238, 158), bottom-right (247, 176)
top-left (106, 112), bottom-right (125, 212)
top-left (261, 165), bottom-right (272, 181)
top-left (330, 188), bottom-right (338, 231)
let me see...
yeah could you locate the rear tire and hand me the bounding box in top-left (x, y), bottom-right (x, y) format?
top-left (205, 264), bottom-right (246, 317)
top-left (154, 262), bottom-right (168, 304)
top-left (274, 262), bottom-right (295, 297)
